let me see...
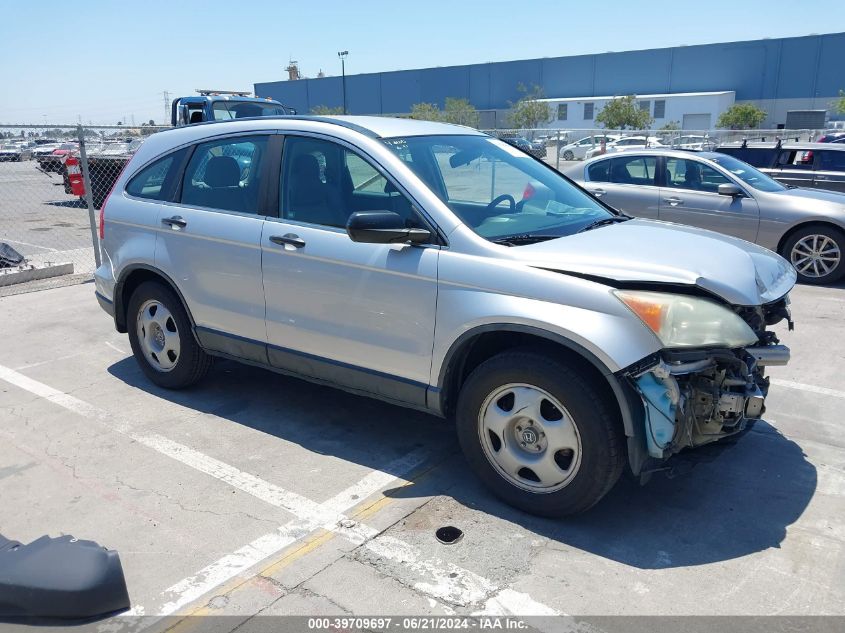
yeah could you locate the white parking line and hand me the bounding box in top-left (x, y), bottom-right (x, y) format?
top-left (769, 378), bottom-right (845, 400)
top-left (0, 362), bottom-right (561, 619)
top-left (0, 238), bottom-right (58, 252)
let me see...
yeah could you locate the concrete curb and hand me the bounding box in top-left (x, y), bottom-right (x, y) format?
top-left (0, 262), bottom-right (75, 288)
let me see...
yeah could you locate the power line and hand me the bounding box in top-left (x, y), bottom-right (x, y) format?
top-left (162, 90), bottom-right (171, 126)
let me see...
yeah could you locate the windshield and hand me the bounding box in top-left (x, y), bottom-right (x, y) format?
top-left (382, 135), bottom-right (615, 241)
top-left (708, 154), bottom-right (786, 192)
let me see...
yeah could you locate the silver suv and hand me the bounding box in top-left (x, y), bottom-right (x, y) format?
top-left (94, 116), bottom-right (796, 516)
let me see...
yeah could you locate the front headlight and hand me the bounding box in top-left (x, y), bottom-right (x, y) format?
top-left (614, 290), bottom-right (758, 349)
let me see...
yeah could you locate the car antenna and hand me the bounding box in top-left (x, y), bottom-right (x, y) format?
top-left (741, 138), bottom-right (748, 148)
top-left (775, 138), bottom-right (782, 149)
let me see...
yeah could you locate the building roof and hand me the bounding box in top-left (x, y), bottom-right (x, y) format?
top-left (535, 91), bottom-right (735, 103)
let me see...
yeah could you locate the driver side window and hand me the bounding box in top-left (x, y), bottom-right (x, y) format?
top-left (435, 142), bottom-right (528, 205)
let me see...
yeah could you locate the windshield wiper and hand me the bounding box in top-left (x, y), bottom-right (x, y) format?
top-left (491, 234), bottom-right (560, 247)
top-left (576, 215), bottom-right (632, 234)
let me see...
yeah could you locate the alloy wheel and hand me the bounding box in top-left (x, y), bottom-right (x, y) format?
top-left (790, 234), bottom-right (841, 279)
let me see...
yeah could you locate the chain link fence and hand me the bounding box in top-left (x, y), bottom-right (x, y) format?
top-left (0, 123), bottom-right (169, 291)
top-left (0, 119), bottom-right (836, 292)
top-left (478, 126), bottom-right (829, 171)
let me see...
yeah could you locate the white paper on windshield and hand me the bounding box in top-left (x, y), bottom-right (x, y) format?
top-left (489, 138), bottom-right (529, 158)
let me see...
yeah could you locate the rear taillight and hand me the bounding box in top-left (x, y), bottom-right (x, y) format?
top-left (98, 206), bottom-right (105, 239)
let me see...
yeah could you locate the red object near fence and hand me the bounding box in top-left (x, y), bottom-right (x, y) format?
top-left (66, 156), bottom-right (85, 197)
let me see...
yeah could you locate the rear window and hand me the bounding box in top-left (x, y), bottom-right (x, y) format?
top-left (126, 152), bottom-right (181, 200)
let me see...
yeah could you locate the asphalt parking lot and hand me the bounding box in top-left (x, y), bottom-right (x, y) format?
top-left (1, 278), bottom-right (843, 630)
top-left (0, 161), bottom-right (97, 274)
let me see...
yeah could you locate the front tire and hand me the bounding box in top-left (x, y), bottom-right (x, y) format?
top-left (126, 281), bottom-right (211, 389)
top-left (782, 225), bottom-right (845, 285)
top-left (455, 349), bottom-right (625, 517)
top-left (562, 150), bottom-right (574, 161)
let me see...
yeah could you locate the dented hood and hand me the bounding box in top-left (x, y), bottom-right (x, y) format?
top-left (513, 219), bottom-right (796, 306)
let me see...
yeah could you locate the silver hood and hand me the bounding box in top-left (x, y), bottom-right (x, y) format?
top-left (513, 219), bottom-right (796, 306)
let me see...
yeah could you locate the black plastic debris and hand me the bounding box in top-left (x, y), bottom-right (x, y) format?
top-left (0, 534), bottom-right (130, 620)
top-left (0, 243), bottom-right (24, 269)
top-left (435, 526), bottom-right (464, 545)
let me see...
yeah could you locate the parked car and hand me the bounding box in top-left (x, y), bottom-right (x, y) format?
top-left (715, 142), bottom-right (845, 193)
top-left (0, 143), bottom-right (32, 162)
top-left (95, 116), bottom-right (795, 516)
top-left (817, 132), bottom-right (845, 143)
top-left (557, 134), bottom-right (622, 161)
top-left (662, 134), bottom-right (715, 151)
top-left (584, 136), bottom-right (664, 160)
top-left (499, 135), bottom-right (545, 159)
top-left (37, 143), bottom-right (78, 173)
top-left (568, 149), bottom-right (845, 283)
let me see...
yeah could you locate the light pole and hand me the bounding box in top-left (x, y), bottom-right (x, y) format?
top-left (337, 50), bottom-right (348, 114)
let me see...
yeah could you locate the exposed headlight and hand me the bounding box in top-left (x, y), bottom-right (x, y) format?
top-left (614, 290), bottom-right (758, 349)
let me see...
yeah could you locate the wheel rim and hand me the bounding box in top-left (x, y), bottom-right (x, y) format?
top-left (790, 234), bottom-right (841, 279)
top-left (564, 151), bottom-right (574, 160)
top-left (136, 299), bottom-right (181, 372)
top-left (478, 383), bottom-right (582, 494)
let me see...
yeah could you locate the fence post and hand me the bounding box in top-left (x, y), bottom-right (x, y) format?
top-left (77, 124), bottom-right (101, 269)
top-left (555, 130), bottom-right (561, 170)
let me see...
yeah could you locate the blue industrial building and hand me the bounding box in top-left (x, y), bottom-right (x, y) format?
top-left (255, 32), bottom-right (845, 128)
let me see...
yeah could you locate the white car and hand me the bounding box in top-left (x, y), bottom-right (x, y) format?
top-left (557, 134), bottom-right (622, 161)
top-left (664, 135), bottom-right (713, 150)
top-left (584, 136), bottom-right (664, 160)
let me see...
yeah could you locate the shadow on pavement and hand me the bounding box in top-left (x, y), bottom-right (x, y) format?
top-left (108, 356), bottom-right (816, 571)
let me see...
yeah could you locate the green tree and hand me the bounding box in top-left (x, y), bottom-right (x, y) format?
top-left (441, 97), bottom-right (479, 128)
top-left (507, 84), bottom-right (551, 130)
top-left (716, 103), bottom-right (767, 129)
top-left (408, 102), bottom-right (442, 122)
top-left (833, 90), bottom-right (845, 115)
top-left (310, 105), bottom-right (345, 115)
top-left (595, 95), bottom-right (653, 130)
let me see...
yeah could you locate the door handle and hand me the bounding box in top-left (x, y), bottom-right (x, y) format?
top-left (590, 188), bottom-right (606, 197)
top-left (269, 233), bottom-right (306, 248)
top-left (664, 197), bottom-right (683, 206)
top-left (161, 216), bottom-right (187, 229)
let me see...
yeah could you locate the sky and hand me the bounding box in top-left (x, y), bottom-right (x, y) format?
top-left (1, 0), bottom-right (843, 126)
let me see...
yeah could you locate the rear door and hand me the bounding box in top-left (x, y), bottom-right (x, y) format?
top-left (584, 154), bottom-right (659, 219)
top-left (154, 133), bottom-right (274, 361)
top-left (658, 156), bottom-right (759, 242)
top-left (813, 150), bottom-right (845, 193)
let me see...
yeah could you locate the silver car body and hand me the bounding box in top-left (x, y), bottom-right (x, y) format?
top-left (94, 118), bottom-right (796, 475)
top-left (567, 149), bottom-right (845, 254)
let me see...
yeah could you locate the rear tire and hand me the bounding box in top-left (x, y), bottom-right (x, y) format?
top-left (126, 281), bottom-right (211, 389)
top-left (562, 150), bottom-right (574, 161)
top-left (781, 225), bottom-right (845, 285)
top-left (455, 349), bottom-right (625, 517)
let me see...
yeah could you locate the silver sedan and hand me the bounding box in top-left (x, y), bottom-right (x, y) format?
top-left (565, 149), bottom-right (845, 284)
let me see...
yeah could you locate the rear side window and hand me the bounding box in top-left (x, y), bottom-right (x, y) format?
top-left (609, 156), bottom-right (656, 185)
top-left (587, 160), bottom-right (610, 182)
top-left (716, 147), bottom-right (774, 168)
top-left (126, 153), bottom-right (179, 200)
top-left (181, 136), bottom-right (268, 214)
top-left (818, 151), bottom-right (845, 171)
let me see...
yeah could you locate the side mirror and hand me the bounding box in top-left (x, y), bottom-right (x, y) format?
top-left (718, 183), bottom-right (744, 197)
top-left (346, 211), bottom-right (431, 245)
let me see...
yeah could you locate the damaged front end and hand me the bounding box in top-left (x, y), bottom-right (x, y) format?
top-left (616, 292), bottom-right (793, 474)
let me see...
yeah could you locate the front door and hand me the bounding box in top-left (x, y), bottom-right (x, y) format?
top-left (261, 134), bottom-right (439, 406)
top-left (155, 134), bottom-right (272, 361)
top-left (658, 156), bottom-right (760, 243)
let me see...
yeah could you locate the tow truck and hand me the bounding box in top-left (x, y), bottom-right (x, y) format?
top-left (56, 90), bottom-right (295, 208)
top-left (170, 89), bottom-right (296, 126)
